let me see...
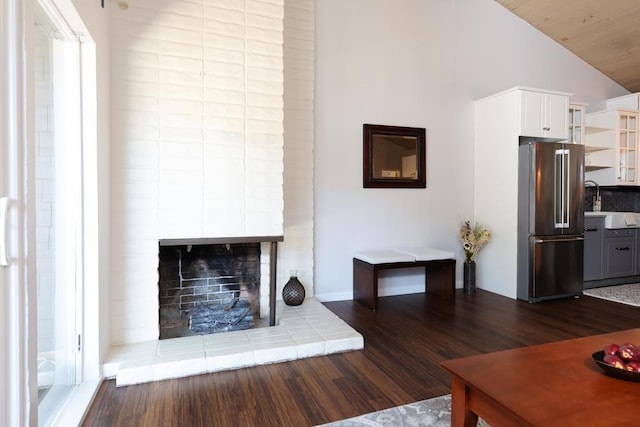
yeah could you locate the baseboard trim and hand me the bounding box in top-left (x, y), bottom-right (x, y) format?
top-left (315, 281), bottom-right (464, 303)
top-left (51, 379), bottom-right (102, 427)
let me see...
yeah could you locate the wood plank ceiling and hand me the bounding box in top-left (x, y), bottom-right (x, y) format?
top-left (495, 0), bottom-right (640, 92)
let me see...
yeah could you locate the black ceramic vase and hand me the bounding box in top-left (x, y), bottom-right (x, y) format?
top-left (283, 276), bottom-right (305, 306)
top-left (463, 261), bottom-right (476, 295)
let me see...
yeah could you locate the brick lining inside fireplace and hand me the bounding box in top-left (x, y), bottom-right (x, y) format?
top-left (158, 243), bottom-right (261, 339)
top-left (158, 236), bottom-right (282, 340)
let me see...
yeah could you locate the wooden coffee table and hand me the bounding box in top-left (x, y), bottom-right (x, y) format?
top-left (441, 328), bottom-right (640, 426)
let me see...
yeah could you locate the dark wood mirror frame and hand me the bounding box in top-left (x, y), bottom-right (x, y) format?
top-left (363, 124), bottom-right (426, 188)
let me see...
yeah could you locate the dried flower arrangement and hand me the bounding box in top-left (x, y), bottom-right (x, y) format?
top-left (459, 220), bottom-right (491, 262)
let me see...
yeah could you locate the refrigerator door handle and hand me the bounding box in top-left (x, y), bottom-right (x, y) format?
top-left (564, 148), bottom-right (571, 228)
top-left (534, 237), bottom-right (585, 243)
top-left (554, 149), bottom-right (570, 229)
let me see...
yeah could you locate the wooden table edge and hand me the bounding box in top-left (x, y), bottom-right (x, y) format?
top-left (442, 363), bottom-right (532, 427)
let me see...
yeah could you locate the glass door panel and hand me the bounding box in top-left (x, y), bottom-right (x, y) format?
top-left (34, 1), bottom-right (81, 423)
top-left (620, 132), bottom-right (628, 148)
top-left (568, 105), bottom-right (584, 144)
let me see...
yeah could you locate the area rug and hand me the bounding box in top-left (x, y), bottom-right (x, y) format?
top-left (316, 394), bottom-right (490, 427)
top-left (584, 283), bottom-right (640, 307)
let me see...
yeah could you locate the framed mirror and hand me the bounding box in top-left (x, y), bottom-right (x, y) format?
top-left (363, 124), bottom-right (426, 188)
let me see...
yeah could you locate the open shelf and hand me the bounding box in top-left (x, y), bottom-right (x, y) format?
top-left (586, 165), bottom-right (612, 171)
top-left (585, 145), bottom-right (611, 153)
top-left (585, 125), bottom-right (613, 134)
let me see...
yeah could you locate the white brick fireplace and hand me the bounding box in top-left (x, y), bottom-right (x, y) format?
top-left (109, 0), bottom-right (316, 346)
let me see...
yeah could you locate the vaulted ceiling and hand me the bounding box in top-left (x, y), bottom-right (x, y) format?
top-left (495, 0), bottom-right (640, 93)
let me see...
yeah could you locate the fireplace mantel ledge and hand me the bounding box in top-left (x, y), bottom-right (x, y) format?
top-left (159, 236), bottom-right (284, 246)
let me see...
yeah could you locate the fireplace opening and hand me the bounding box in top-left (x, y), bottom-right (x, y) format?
top-left (158, 242), bottom-right (265, 340)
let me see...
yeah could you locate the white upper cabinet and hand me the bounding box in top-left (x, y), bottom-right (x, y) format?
top-left (606, 93), bottom-right (640, 110)
top-left (520, 90), bottom-right (569, 140)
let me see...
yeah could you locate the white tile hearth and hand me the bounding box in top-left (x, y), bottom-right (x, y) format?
top-left (103, 298), bottom-right (364, 386)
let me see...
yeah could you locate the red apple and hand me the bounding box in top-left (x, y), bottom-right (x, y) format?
top-left (624, 361), bottom-right (640, 373)
top-left (603, 343), bottom-right (620, 355)
top-left (618, 343), bottom-right (640, 362)
top-left (603, 354), bottom-right (625, 369)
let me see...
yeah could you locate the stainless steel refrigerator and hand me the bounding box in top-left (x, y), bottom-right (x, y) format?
top-left (517, 137), bottom-right (585, 302)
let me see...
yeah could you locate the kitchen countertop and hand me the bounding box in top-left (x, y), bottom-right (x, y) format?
top-left (585, 211), bottom-right (640, 228)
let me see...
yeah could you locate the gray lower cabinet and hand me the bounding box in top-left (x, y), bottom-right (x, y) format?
top-left (603, 229), bottom-right (635, 278)
top-left (635, 230), bottom-right (640, 275)
top-left (584, 217), bottom-right (603, 281)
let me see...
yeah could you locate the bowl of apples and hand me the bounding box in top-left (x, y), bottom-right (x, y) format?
top-left (592, 342), bottom-right (640, 382)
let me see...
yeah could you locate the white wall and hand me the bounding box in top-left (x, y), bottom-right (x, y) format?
top-left (313, 0), bottom-right (627, 301)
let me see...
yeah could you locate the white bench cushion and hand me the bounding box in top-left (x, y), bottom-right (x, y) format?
top-left (395, 247), bottom-right (455, 261)
top-left (353, 250), bottom-right (415, 264)
top-left (354, 247), bottom-right (454, 264)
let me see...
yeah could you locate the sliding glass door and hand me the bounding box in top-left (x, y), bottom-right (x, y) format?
top-left (33, 1), bottom-right (83, 424)
top-left (2, 0), bottom-right (93, 423)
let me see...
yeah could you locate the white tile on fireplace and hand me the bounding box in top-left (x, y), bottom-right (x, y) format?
top-left (282, 321), bottom-right (324, 340)
top-left (318, 327), bottom-right (363, 346)
top-left (326, 336), bottom-right (365, 354)
top-left (102, 363), bottom-right (119, 379)
top-left (157, 336), bottom-right (204, 357)
top-left (246, 325), bottom-right (291, 340)
top-left (312, 320), bottom-right (354, 334)
top-left (253, 342), bottom-right (298, 365)
top-left (249, 334), bottom-right (294, 349)
top-left (116, 360), bottom-right (156, 387)
top-left (152, 353), bottom-right (207, 382)
top-left (287, 330), bottom-right (324, 347)
top-left (288, 319), bottom-right (323, 332)
top-left (157, 335), bottom-right (203, 347)
top-left (205, 346), bottom-right (255, 372)
top-left (294, 338), bottom-right (327, 359)
top-left (102, 341), bottom-right (158, 379)
top-left (203, 330), bottom-right (251, 349)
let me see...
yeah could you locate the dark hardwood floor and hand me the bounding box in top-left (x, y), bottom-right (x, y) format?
top-left (81, 290), bottom-right (640, 426)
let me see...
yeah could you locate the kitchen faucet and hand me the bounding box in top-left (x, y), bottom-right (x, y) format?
top-left (585, 180), bottom-right (601, 211)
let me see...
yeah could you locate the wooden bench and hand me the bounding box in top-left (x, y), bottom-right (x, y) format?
top-left (353, 247), bottom-right (456, 311)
